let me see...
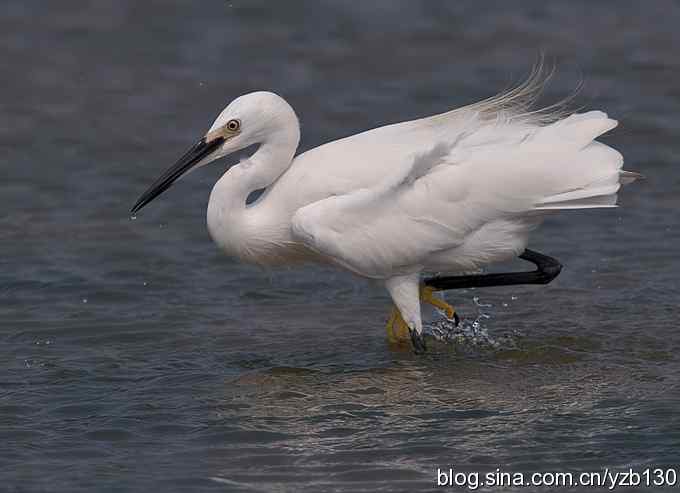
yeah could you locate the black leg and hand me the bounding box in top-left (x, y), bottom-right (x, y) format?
top-left (412, 249), bottom-right (560, 353)
top-left (423, 249), bottom-right (562, 291)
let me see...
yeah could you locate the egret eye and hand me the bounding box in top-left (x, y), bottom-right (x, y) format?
top-left (226, 119), bottom-right (241, 132)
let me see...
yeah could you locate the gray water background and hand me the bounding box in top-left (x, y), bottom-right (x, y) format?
top-left (2, 1), bottom-right (679, 491)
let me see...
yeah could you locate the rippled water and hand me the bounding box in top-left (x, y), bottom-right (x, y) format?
top-left (2, 1), bottom-right (679, 491)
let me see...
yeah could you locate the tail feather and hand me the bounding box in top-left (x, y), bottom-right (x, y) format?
top-left (535, 194), bottom-right (618, 210)
top-left (619, 170), bottom-right (644, 185)
top-left (528, 111), bottom-right (640, 211)
top-left (537, 184), bottom-right (620, 207)
top-left (532, 111), bottom-right (618, 149)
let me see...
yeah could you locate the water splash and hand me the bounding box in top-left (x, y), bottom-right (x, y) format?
top-left (423, 296), bottom-right (521, 351)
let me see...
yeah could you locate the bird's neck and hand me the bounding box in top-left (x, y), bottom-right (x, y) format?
top-left (208, 125), bottom-right (299, 219)
top-left (207, 129), bottom-right (299, 262)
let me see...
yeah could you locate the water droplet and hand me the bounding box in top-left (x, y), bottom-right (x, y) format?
top-left (130, 215), bottom-right (137, 221)
top-left (82, 298), bottom-right (88, 304)
top-left (473, 296), bottom-right (492, 308)
top-left (143, 281), bottom-right (148, 287)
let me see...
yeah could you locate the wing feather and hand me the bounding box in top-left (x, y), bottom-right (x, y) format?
top-left (291, 109), bottom-right (635, 278)
top-left (291, 142), bottom-right (473, 278)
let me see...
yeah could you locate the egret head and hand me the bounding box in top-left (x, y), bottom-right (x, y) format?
top-left (131, 91), bottom-right (298, 215)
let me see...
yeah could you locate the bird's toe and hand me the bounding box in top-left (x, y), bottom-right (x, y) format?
top-left (409, 328), bottom-right (427, 354)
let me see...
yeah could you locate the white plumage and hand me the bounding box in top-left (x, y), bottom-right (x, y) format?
top-left (132, 69), bottom-right (639, 345)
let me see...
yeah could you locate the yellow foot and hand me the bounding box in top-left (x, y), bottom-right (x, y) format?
top-left (420, 285), bottom-right (459, 324)
top-left (385, 286), bottom-right (459, 344)
top-left (385, 306), bottom-right (411, 344)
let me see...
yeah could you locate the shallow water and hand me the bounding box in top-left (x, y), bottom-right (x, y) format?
top-left (2, 1), bottom-right (680, 491)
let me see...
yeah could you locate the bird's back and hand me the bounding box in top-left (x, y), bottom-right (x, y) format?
top-left (264, 124), bottom-right (421, 209)
top-left (262, 69), bottom-right (561, 214)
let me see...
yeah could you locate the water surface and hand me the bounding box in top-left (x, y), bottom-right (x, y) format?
top-left (2, 1), bottom-right (679, 491)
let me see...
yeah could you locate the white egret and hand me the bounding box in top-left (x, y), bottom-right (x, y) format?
top-left (131, 71), bottom-right (640, 351)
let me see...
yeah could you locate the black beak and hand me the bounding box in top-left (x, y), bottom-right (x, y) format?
top-left (130, 136), bottom-right (225, 215)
